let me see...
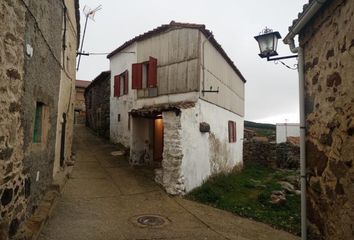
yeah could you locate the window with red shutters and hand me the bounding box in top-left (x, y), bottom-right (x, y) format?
top-left (114, 75), bottom-right (120, 97)
top-left (132, 63), bottom-right (142, 89)
top-left (132, 56), bottom-right (157, 90)
top-left (148, 56), bottom-right (157, 88)
top-left (228, 121), bottom-right (237, 143)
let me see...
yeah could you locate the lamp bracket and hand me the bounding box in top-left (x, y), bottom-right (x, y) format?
top-left (267, 54), bottom-right (298, 61)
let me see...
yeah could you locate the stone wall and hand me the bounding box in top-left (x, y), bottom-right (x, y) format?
top-left (85, 72), bottom-right (111, 139)
top-left (161, 111), bottom-right (185, 195)
top-left (0, 1), bottom-right (28, 238)
top-left (22, 0), bottom-right (63, 216)
top-left (75, 87), bottom-right (86, 124)
top-left (243, 141), bottom-right (299, 169)
top-left (0, 0), bottom-right (78, 238)
top-left (299, 0), bottom-right (354, 238)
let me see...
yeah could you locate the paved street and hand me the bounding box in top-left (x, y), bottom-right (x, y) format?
top-left (38, 125), bottom-right (299, 240)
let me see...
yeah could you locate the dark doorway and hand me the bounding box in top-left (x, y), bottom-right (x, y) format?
top-left (153, 118), bottom-right (164, 163)
top-left (60, 113), bottom-right (66, 167)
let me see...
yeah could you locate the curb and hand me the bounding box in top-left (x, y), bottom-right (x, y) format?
top-left (14, 166), bottom-right (74, 240)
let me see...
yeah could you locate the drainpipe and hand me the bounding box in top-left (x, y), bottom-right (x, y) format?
top-left (283, 1), bottom-right (328, 239)
top-left (287, 39), bottom-right (307, 240)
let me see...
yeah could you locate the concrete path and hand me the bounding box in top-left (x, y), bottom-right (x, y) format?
top-left (38, 125), bottom-right (299, 240)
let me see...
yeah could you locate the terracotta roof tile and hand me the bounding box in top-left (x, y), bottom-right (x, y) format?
top-left (75, 80), bottom-right (91, 88)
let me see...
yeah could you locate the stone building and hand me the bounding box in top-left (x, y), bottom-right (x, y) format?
top-left (107, 21), bottom-right (245, 195)
top-left (0, 0), bottom-right (79, 238)
top-left (286, 0), bottom-right (354, 239)
top-left (85, 71), bottom-right (111, 139)
top-left (74, 80), bottom-right (90, 124)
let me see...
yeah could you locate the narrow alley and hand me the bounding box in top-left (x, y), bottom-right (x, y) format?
top-left (37, 126), bottom-right (298, 240)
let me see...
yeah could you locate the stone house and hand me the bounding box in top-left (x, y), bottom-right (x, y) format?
top-left (107, 21), bottom-right (245, 195)
top-left (285, 0), bottom-right (354, 239)
top-left (74, 80), bottom-right (90, 124)
top-left (0, 0), bottom-right (79, 238)
top-left (85, 71), bottom-right (111, 139)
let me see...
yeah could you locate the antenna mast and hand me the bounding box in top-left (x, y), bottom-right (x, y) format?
top-left (76, 5), bottom-right (102, 71)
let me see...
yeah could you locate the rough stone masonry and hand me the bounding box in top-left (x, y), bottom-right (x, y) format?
top-left (299, 0), bottom-right (354, 239)
top-left (0, 1), bottom-right (29, 238)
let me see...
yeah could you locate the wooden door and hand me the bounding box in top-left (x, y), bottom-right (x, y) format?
top-left (153, 118), bottom-right (164, 162)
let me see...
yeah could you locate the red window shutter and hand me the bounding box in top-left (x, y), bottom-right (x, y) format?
top-left (148, 56), bottom-right (157, 88)
top-left (132, 63), bottom-right (142, 89)
top-left (114, 75), bottom-right (120, 97)
top-left (233, 122), bottom-right (237, 142)
top-left (228, 121), bottom-right (236, 143)
top-left (124, 71), bottom-right (129, 94)
top-left (228, 121), bottom-right (232, 143)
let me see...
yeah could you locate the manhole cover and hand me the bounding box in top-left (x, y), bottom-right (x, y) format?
top-left (131, 214), bottom-right (169, 228)
top-left (111, 150), bottom-right (124, 156)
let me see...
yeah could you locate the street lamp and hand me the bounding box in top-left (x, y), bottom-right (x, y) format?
top-left (254, 27), bottom-right (298, 61)
top-left (255, 27), bottom-right (307, 240)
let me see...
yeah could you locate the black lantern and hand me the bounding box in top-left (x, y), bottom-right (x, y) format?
top-left (254, 27), bottom-right (281, 58)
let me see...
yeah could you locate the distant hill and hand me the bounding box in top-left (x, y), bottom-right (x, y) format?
top-left (244, 121), bottom-right (275, 130)
top-left (244, 120), bottom-right (275, 138)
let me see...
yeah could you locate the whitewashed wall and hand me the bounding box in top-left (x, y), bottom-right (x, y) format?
top-left (276, 123), bottom-right (300, 143)
top-left (199, 34), bottom-right (245, 116)
top-left (109, 43), bottom-right (137, 147)
top-left (180, 99), bottom-right (244, 192)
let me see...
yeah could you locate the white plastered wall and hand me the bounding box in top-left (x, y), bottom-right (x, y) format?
top-left (109, 44), bottom-right (137, 147)
top-left (180, 99), bottom-right (244, 192)
top-left (53, 0), bottom-right (78, 177)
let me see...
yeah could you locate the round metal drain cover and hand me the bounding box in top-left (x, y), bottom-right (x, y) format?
top-left (110, 150), bottom-right (124, 156)
top-left (132, 214), bottom-right (169, 228)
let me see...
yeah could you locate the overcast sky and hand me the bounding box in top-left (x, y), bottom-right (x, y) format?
top-left (77, 0), bottom-right (308, 124)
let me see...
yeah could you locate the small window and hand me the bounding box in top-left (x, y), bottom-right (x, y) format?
top-left (132, 56), bottom-right (157, 90)
top-left (114, 70), bottom-right (128, 97)
top-left (33, 102), bottom-right (44, 143)
top-left (142, 63), bottom-right (149, 89)
top-left (118, 114), bottom-right (121, 122)
top-left (120, 74), bottom-right (125, 96)
top-left (228, 121), bottom-right (237, 143)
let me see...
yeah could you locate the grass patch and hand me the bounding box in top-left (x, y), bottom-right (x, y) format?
top-left (187, 164), bottom-right (300, 235)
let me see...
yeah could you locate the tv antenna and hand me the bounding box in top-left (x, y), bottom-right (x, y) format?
top-left (76, 5), bottom-right (102, 71)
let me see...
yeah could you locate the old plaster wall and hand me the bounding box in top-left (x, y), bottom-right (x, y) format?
top-left (53, 0), bottom-right (78, 177)
top-left (0, 1), bottom-right (28, 237)
top-left (22, 0), bottom-right (63, 215)
top-left (180, 99), bottom-right (244, 193)
top-left (130, 118), bottom-right (154, 166)
top-left (299, 0), bottom-right (354, 238)
top-left (158, 99), bottom-right (244, 195)
top-left (110, 44), bottom-right (137, 147)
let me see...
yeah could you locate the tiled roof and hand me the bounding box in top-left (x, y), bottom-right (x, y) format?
top-left (287, 0), bottom-right (330, 34)
top-left (288, 0), bottom-right (313, 32)
top-left (75, 80), bottom-right (91, 88)
top-left (85, 71), bottom-right (111, 91)
top-left (107, 21), bottom-right (246, 83)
